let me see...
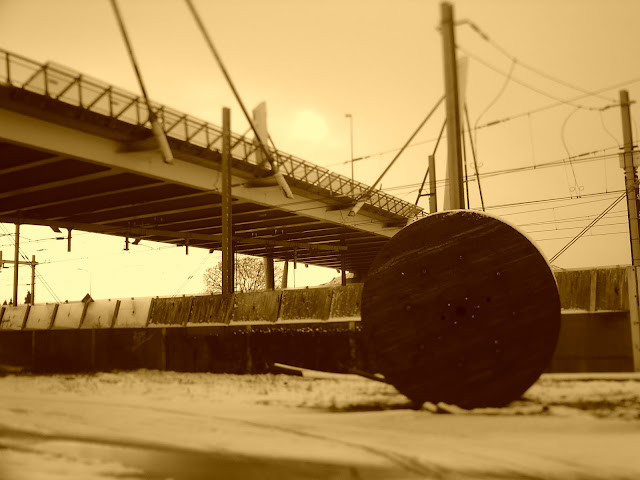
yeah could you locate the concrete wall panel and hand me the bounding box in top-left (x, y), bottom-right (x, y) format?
top-left (113, 297), bottom-right (152, 328)
top-left (595, 267), bottom-right (628, 311)
top-left (232, 291), bottom-right (282, 323)
top-left (81, 300), bottom-right (118, 329)
top-left (279, 288), bottom-right (332, 321)
top-left (0, 330), bottom-right (32, 368)
top-left (554, 267), bottom-right (628, 312)
top-left (94, 329), bottom-right (164, 371)
top-left (149, 297), bottom-right (193, 326)
top-left (189, 294), bottom-right (232, 325)
top-left (25, 304), bottom-right (57, 329)
top-left (32, 330), bottom-right (93, 372)
top-left (549, 311), bottom-right (634, 372)
top-left (329, 284), bottom-right (363, 320)
top-left (53, 303), bottom-right (86, 329)
top-left (0, 305), bottom-right (30, 330)
top-left (555, 270), bottom-right (592, 310)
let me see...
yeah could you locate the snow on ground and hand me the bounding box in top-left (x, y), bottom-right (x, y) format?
top-left (1, 371), bottom-right (640, 479)
top-left (1, 370), bottom-right (640, 417)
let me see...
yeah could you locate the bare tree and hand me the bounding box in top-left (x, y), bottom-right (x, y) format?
top-left (203, 256), bottom-right (283, 293)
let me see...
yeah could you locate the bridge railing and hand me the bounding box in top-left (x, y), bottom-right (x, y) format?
top-left (0, 48), bottom-right (422, 219)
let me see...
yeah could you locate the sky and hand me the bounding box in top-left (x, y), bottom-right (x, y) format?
top-left (1, 0), bottom-right (639, 303)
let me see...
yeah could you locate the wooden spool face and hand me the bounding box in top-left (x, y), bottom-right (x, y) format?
top-left (361, 211), bottom-right (561, 408)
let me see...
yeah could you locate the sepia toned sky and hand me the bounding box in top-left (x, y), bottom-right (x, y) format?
top-left (1, 0), bottom-right (639, 303)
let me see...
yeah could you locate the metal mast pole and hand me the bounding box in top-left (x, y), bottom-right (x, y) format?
top-left (440, 2), bottom-right (464, 210)
top-left (620, 90), bottom-right (640, 266)
top-left (346, 114), bottom-right (354, 181)
top-left (30, 255), bottom-right (35, 304)
top-left (13, 223), bottom-right (19, 305)
top-left (428, 155), bottom-right (438, 213)
top-left (221, 107), bottom-right (234, 294)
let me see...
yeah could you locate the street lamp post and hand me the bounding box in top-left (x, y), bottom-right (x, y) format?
top-left (345, 114), bottom-right (354, 181)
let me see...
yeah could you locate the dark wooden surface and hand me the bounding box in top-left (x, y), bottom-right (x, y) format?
top-left (361, 211), bottom-right (561, 408)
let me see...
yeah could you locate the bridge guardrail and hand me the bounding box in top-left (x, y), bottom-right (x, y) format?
top-left (0, 48), bottom-right (423, 220)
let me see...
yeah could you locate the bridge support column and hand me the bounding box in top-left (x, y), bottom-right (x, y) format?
top-left (281, 260), bottom-right (289, 288)
top-left (221, 107), bottom-right (234, 294)
top-left (264, 252), bottom-right (275, 290)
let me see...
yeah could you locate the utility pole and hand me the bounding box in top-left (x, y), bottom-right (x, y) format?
top-left (620, 90), bottom-right (640, 266)
top-left (440, 1), bottom-right (464, 210)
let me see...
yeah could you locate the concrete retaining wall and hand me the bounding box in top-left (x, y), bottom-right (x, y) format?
top-left (0, 269), bottom-right (638, 374)
top-left (0, 322), bottom-right (359, 374)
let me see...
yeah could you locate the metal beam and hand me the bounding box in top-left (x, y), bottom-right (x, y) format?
top-left (0, 155), bottom-right (66, 175)
top-left (63, 194), bottom-right (226, 224)
top-left (0, 170), bottom-right (119, 200)
top-left (139, 204), bottom-right (275, 230)
top-left (0, 181), bottom-right (165, 215)
top-left (200, 217), bottom-right (325, 236)
top-left (50, 191), bottom-right (215, 222)
top-left (0, 215), bottom-right (347, 252)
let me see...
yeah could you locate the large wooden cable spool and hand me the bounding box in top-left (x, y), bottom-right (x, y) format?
top-left (361, 210), bottom-right (561, 408)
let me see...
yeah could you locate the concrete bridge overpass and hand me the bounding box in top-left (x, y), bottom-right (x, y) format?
top-left (0, 48), bottom-right (422, 275)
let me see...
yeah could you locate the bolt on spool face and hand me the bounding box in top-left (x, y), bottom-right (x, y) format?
top-left (361, 210), bottom-right (561, 409)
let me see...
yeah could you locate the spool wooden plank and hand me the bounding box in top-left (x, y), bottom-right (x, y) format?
top-left (361, 211), bottom-right (561, 408)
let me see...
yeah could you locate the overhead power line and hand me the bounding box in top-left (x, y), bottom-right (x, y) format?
top-left (458, 46), bottom-right (608, 112)
top-left (457, 18), bottom-right (616, 103)
top-left (549, 189), bottom-right (628, 263)
top-left (0, 223), bottom-right (61, 303)
top-left (326, 73), bottom-right (640, 170)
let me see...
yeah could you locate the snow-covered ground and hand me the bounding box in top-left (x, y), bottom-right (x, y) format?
top-left (1, 371), bottom-right (640, 479)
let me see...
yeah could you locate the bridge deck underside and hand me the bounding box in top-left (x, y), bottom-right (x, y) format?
top-left (0, 51), bottom-right (422, 274)
top-left (0, 141), bottom-right (391, 272)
